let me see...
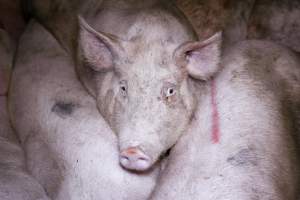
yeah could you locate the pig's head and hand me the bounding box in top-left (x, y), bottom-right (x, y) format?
top-left (77, 15), bottom-right (222, 171)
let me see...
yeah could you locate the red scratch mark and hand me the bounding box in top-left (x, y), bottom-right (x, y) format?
top-left (210, 79), bottom-right (220, 144)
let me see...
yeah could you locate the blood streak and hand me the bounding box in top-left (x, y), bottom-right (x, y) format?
top-left (210, 79), bottom-right (220, 143)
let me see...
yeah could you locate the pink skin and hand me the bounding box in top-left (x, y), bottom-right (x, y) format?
top-left (120, 147), bottom-right (151, 171)
top-left (120, 79), bottom-right (222, 171)
top-left (210, 79), bottom-right (220, 144)
top-left (78, 13), bottom-right (223, 171)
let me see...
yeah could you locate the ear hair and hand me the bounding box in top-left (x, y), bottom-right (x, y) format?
top-left (174, 32), bottom-right (222, 81)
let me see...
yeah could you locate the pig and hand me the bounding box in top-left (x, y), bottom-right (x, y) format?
top-left (175, 0), bottom-right (256, 46)
top-left (21, 0), bottom-right (104, 54)
top-left (22, 0), bottom-right (160, 57)
top-left (149, 40), bottom-right (300, 200)
top-left (0, 28), bottom-right (50, 200)
top-left (24, 0), bottom-right (257, 55)
top-left (76, 0), bottom-right (202, 171)
top-left (9, 19), bottom-right (159, 199)
top-left (247, 0), bottom-right (300, 53)
top-left (76, 0), bottom-right (300, 199)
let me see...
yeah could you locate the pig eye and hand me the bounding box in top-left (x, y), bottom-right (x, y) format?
top-left (162, 83), bottom-right (177, 104)
top-left (119, 80), bottom-right (128, 97)
top-left (166, 87), bottom-right (176, 97)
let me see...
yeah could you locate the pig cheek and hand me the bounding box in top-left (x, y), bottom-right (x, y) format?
top-left (98, 89), bottom-right (114, 125)
top-left (97, 89), bottom-right (125, 132)
top-left (111, 98), bottom-right (126, 133)
top-left (164, 101), bottom-right (193, 148)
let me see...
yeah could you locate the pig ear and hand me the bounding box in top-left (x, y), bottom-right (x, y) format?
top-left (174, 32), bottom-right (222, 80)
top-left (78, 16), bottom-right (121, 72)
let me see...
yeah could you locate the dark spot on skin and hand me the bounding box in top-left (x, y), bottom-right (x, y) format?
top-left (188, 112), bottom-right (196, 124)
top-left (51, 101), bottom-right (79, 118)
top-left (227, 148), bottom-right (258, 167)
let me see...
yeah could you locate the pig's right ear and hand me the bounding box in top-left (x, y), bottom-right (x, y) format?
top-left (174, 32), bottom-right (222, 81)
top-left (78, 16), bottom-right (121, 72)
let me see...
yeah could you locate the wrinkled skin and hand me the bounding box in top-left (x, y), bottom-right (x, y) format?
top-left (0, 29), bottom-right (50, 200)
top-left (9, 21), bottom-right (159, 200)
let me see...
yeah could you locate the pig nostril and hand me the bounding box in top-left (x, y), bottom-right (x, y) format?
top-left (120, 155), bottom-right (130, 166)
top-left (120, 155), bottom-right (129, 161)
top-left (138, 157), bottom-right (148, 161)
top-left (119, 147), bottom-right (152, 171)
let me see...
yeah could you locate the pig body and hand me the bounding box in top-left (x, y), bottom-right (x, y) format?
top-left (76, 5), bottom-right (300, 200)
top-left (76, 0), bottom-right (201, 171)
top-left (9, 21), bottom-right (159, 200)
top-left (175, 0), bottom-right (256, 45)
top-left (247, 0), bottom-right (300, 53)
top-left (0, 99), bottom-right (51, 200)
top-left (23, 0), bottom-right (159, 54)
top-left (0, 29), bottom-right (50, 200)
top-left (149, 40), bottom-right (300, 200)
top-left (11, 0), bottom-right (300, 199)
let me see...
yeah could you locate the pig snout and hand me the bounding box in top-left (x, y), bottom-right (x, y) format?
top-left (119, 147), bottom-right (152, 171)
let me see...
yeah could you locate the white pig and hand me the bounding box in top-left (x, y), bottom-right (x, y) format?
top-left (9, 21), bottom-right (159, 200)
top-left (0, 28), bottom-right (50, 200)
top-left (76, 0), bottom-right (300, 199)
top-left (149, 39), bottom-right (300, 199)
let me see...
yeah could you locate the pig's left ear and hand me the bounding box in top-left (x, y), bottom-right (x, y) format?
top-left (78, 16), bottom-right (122, 72)
top-left (174, 32), bottom-right (222, 81)
top-left (77, 16), bottom-right (122, 97)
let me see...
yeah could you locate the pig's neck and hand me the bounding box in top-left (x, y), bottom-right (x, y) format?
top-left (170, 78), bottom-right (220, 161)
